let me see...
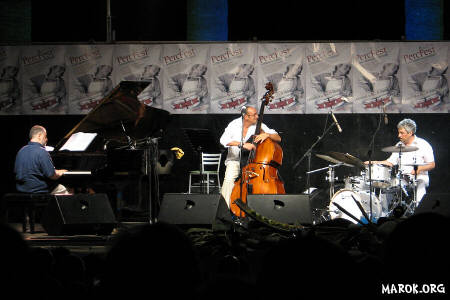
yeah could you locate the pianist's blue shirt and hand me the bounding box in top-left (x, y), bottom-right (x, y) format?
top-left (14, 141), bottom-right (56, 193)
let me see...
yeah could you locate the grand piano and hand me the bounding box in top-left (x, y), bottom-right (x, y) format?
top-left (51, 81), bottom-right (170, 222)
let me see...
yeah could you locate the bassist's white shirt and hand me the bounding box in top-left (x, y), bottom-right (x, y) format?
top-left (219, 117), bottom-right (277, 166)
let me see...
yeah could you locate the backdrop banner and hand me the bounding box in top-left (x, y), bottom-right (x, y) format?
top-left (0, 45), bottom-right (22, 115)
top-left (21, 45), bottom-right (68, 115)
top-left (256, 43), bottom-right (306, 114)
top-left (400, 42), bottom-right (449, 113)
top-left (113, 44), bottom-right (163, 109)
top-left (162, 44), bottom-right (210, 114)
top-left (0, 41), bottom-right (448, 114)
top-left (66, 45), bottom-right (114, 114)
top-left (352, 42), bottom-right (402, 114)
top-left (209, 43), bottom-right (256, 114)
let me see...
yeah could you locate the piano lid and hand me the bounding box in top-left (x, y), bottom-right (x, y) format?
top-left (56, 81), bottom-right (170, 149)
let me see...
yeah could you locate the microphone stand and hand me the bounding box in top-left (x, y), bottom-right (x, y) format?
top-left (292, 115), bottom-right (336, 204)
top-left (136, 136), bottom-right (161, 224)
top-left (236, 113), bottom-right (246, 220)
top-left (366, 112), bottom-right (383, 223)
top-left (367, 149), bottom-right (373, 223)
top-left (197, 146), bottom-right (204, 194)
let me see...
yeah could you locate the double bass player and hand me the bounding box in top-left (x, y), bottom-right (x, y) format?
top-left (219, 105), bottom-right (281, 208)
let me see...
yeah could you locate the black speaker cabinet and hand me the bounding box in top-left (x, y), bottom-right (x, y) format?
top-left (247, 194), bottom-right (313, 225)
top-left (415, 194), bottom-right (450, 217)
top-left (41, 194), bottom-right (117, 235)
top-left (158, 193), bottom-right (232, 228)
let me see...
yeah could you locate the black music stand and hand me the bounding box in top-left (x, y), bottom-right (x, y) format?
top-left (183, 128), bottom-right (222, 193)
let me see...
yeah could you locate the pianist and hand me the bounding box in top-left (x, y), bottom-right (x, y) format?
top-left (14, 125), bottom-right (69, 233)
top-left (14, 125), bottom-right (68, 194)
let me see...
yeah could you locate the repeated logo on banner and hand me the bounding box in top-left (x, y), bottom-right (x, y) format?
top-left (0, 42), bottom-right (448, 115)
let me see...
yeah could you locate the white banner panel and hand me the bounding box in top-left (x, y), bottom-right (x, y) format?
top-left (305, 43), bottom-right (353, 114)
top-left (401, 42), bottom-right (449, 113)
top-left (21, 45), bottom-right (67, 114)
top-left (209, 43), bottom-right (256, 113)
top-left (66, 45), bottom-right (113, 114)
top-left (352, 43), bottom-right (401, 113)
top-left (0, 46), bottom-right (22, 115)
top-left (113, 44), bottom-right (163, 108)
top-left (256, 43), bottom-right (306, 114)
top-left (0, 42), bottom-right (448, 115)
top-left (162, 44), bottom-right (210, 114)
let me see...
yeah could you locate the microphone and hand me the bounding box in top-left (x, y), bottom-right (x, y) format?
top-left (120, 120), bottom-right (135, 149)
top-left (241, 105), bottom-right (247, 116)
top-left (383, 105), bottom-right (388, 125)
top-left (330, 111), bottom-right (342, 133)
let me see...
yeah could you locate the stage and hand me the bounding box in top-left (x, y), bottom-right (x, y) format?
top-left (4, 202), bottom-right (450, 299)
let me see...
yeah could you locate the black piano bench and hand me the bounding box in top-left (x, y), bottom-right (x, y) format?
top-left (1, 193), bottom-right (51, 233)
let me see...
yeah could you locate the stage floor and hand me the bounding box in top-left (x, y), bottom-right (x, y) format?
top-left (11, 222), bottom-right (151, 256)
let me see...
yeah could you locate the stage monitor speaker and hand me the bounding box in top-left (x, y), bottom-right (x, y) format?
top-left (414, 194), bottom-right (450, 217)
top-left (41, 193), bottom-right (117, 235)
top-left (247, 194), bottom-right (313, 225)
top-left (158, 193), bottom-right (232, 228)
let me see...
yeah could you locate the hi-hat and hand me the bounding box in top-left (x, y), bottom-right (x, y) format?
top-left (316, 151), bottom-right (365, 168)
top-left (381, 145), bottom-right (418, 153)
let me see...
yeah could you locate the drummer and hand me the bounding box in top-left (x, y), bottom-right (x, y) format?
top-left (365, 118), bottom-right (435, 205)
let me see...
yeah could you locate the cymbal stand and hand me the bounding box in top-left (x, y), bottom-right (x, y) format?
top-left (366, 111), bottom-right (383, 223)
top-left (390, 147), bottom-right (405, 216)
top-left (306, 163), bottom-right (343, 200)
top-left (403, 165), bottom-right (418, 216)
top-left (327, 165), bottom-right (337, 200)
top-left (367, 151), bottom-right (374, 223)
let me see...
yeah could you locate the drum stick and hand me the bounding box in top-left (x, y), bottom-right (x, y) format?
top-left (351, 194), bottom-right (372, 224)
top-left (332, 202), bottom-right (365, 226)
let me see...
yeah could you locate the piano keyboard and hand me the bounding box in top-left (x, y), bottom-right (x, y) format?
top-left (64, 171), bottom-right (92, 175)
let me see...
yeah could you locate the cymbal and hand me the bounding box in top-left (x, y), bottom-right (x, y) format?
top-left (316, 151), bottom-right (365, 168)
top-left (381, 145), bottom-right (418, 153)
top-left (316, 153), bottom-right (344, 165)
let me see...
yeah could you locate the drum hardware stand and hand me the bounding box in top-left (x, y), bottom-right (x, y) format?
top-left (402, 165), bottom-right (418, 216)
top-left (293, 115), bottom-right (337, 203)
top-left (326, 165), bottom-right (337, 199)
top-left (367, 150), bottom-right (374, 224)
top-left (306, 163), bottom-right (343, 199)
top-left (366, 110), bottom-right (383, 223)
top-left (388, 146), bottom-right (406, 217)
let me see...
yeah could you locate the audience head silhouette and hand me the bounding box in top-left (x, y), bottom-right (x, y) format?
top-left (101, 222), bottom-right (200, 299)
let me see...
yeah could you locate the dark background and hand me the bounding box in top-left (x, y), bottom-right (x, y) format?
top-left (29, 0), bottom-right (411, 42)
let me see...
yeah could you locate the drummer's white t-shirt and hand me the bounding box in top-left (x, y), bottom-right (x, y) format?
top-left (386, 136), bottom-right (434, 186)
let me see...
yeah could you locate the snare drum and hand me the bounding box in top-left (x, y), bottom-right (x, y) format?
top-left (364, 164), bottom-right (392, 189)
top-left (389, 174), bottom-right (411, 189)
top-left (329, 189), bottom-right (382, 224)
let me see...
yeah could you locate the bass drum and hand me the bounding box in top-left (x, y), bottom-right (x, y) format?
top-left (329, 189), bottom-right (382, 224)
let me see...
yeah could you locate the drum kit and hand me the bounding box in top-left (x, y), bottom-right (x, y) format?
top-left (312, 144), bottom-right (421, 225)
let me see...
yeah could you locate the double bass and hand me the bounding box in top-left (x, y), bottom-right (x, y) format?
top-left (229, 82), bottom-right (285, 217)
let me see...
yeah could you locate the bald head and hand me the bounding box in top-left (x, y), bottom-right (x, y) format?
top-left (29, 125), bottom-right (47, 145)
